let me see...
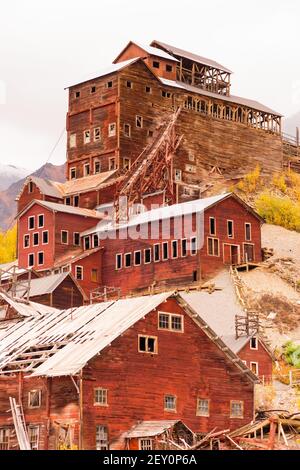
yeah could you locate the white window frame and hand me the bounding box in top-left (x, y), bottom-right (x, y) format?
top-left (109, 157), bottom-right (116, 170)
top-left (75, 265), bottom-right (83, 281)
top-left (0, 428), bottom-right (10, 450)
top-left (84, 163), bottom-right (90, 177)
top-left (94, 160), bottom-right (101, 174)
top-left (209, 217), bottom-right (216, 236)
top-left (28, 425), bottom-right (39, 450)
top-left (227, 220), bottom-right (234, 239)
top-left (42, 231), bottom-right (49, 245)
top-left (250, 362), bottom-right (259, 375)
top-left (73, 232), bottom-right (80, 247)
top-left (185, 164), bottom-right (196, 174)
top-left (134, 250), bottom-right (142, 267)
top-left (108, 123), bottom-right (116, 137)
top-left (171, 240), bottom-right (178, 259)
top-left (69, 133), bottom-right (76, 148)
top-left (124, 123), bottom-right (131, 138)
top-left (84, 236), bottom-right (91, 251)
top-left (124, 252), bottom-right (132, 268)
top-left (162, 241), bottom-right (169, 261)
top-left (207, 237), bottom-right (219, 257)
top-left (190, 237), bottom-right (197, 256)
top-left (93, 234), bottom-right (99, 248)
top-left (145, 86), bottom-right (152, 94)
top-left (174, 169), bottom-right (182, 182)
top-left (116, 253), bottom-right (122, 270)
top-left (61, 230), bottom-right (69, 245)
top-left (138, 335), bottom-right (158, 354)
top-left (250, 337), bottom-right (258, 350)
top-left (28, 253), bottom-right (34, 268)
top-left (164, 395), bottom-right (177, 412)
top-left (23, 234), bottom-right (30, 249)
top-left (37, 214), bottom-right (44, 229)
top-left (70, 167), bottom-right (77, 179)
top-left (158, 312), bottom-right (184, 333)
top-left (37, 251), bottom-right (44, 266)
top-left (136, 115), bottom-right (143, 128)
top-left (94, 388), bottom-right (108, 407)
top-left (28, 216), bottom-right (35, 231)
top-left (139, 439), bottom-right (153, 450)
top-left (123, 158), bottom-right (130, 170)
top-left (181, 239), bottom-right (187, 257)
top-left (196, 398), bottom-right (210, 417)
top-left (153, 244), bottom-right (160, 263)
top-left (106, 80), bottom-right (113, 89)
top-left (94, 127), bottom-right (101, 142)
top-left (144, 248), bottom-right (151, 265)
top-left (96, 425), bottom-right (109, 451)
top-left (33, 232), bottom-right (39, 247)
top-left (84, 130), bottom-right (91, 144)
top-left (28, 390), bottom-right (41, 409)
top-left (245, 223), bottom-right (252, 242)
top-left (230, 400), bottom-right (244, 419)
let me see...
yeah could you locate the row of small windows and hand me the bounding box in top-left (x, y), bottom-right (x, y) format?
top-left (208, 217), bottom-right (252, 241)
top-left (69, 125), bottom-right (114, 149)
top-left (73, 81), bottom-right (115, 99)
top-left (92, 384), bottom-right (243, 419)
top-left (28, 252), bottom-right (44, 267)
top-left (24, 231), bottom-right (48, 248)
top-left (28, 215), bottom-right (44, 231)
top-left (69, 157), bottom-right (116, 180)
top-left (115, 238), bottom-right (197, 270)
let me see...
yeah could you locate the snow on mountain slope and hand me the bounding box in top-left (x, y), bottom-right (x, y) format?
top-left (0, 163), bottom-right (29, 191)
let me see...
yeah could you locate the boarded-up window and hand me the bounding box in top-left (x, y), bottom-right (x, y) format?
top-left (185, 164), bottom-right (196, 173)
top-left (91, 269), bottom-right (98, 283)
top-left (174, 169), bottom-right (182, 182)
top-left (69, 134), bottom-right (76, 148)
top-left (207, 237), bottom-right (219, 257)
top-left (96, 425), bottom-right (109, 450)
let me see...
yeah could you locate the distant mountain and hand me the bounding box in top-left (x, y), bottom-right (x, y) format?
top-left (0, 164), bottom-right (28, 191)
top-left (0, 163), bottom-right (66, 231)
top-left (283, 112), bottom-right (300, 137)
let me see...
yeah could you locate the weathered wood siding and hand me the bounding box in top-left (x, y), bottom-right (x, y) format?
top-left (238, 339), bottom-right (273, 379)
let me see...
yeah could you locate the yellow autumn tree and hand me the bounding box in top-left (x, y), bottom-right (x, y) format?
top-left (0, 225), bottom-right (17, 264)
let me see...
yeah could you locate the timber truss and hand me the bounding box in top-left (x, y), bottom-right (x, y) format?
top-left (114, 107), bottom-right (183, 221)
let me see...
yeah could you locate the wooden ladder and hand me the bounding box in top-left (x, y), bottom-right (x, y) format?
top-left (9, 397), bottom-right (31, 450)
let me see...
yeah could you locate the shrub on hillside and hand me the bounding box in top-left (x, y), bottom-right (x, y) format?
top-left (236, 165), bottom-right (262, 193)
top-left (0, 225), bottom-right (17, 264)
top-left (255, 192), bottom-right (300, 231)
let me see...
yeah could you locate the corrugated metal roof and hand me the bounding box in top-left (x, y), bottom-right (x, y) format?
top-left (52, 247), bottom-right (102, 269)
top-left (65, 58), bottom-right (140, 89)
top-left (124, 420), bottom-right (180, 438)
top-left (137, 43), bottom-right (179, 62)
top-left (0, 291), bottom-right (59, 319)
top-left (13, 272), bottom-right (70, 298)
top-left (17, 199), bottom-right (104, 220)
top-left (83, 193), bottom-right (232, 236)
top-left (180, 271), bottom-right (250, 353)
top-left (151, 40), bottom-right (233, 74)
top-left (16, 176), bottom-right (64, 202)
top-left (160, 78), bottom-right (282, 116)
top-left (62, 171), bottom-right (116, 195)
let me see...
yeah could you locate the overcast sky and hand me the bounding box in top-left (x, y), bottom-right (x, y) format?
top-left (1, 0), bottom-right (300, 171)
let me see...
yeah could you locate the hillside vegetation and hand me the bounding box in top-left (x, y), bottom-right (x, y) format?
top-left (0, 225), bottom-right (17, 264)
top-left (233, 167), bottom-right (300, 232)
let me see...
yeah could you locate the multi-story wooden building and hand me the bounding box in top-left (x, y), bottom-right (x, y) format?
top-left (0, 292), bottom-right (261, 450)
top-left (65, 39), bottom-right (283, 202)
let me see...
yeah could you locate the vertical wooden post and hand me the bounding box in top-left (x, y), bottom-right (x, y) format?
top-left (268, 419), bottom-right (277, 450)
top-left (79, 370), bottom-right (84, 450)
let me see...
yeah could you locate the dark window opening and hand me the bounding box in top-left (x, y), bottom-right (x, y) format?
top-left (93, 234), bottom-right (99, 248)
top-left (66, 197), bottom-right (71, 206)
top-left (172, 240), bottom-right (178, 258)
top-left (107, 81), bottom-right (113, 88)
top-left (74, 195), bottom-right (79, 207)
top-left (227, 220), bottom-right (234, 238)
top-left (139, 336), bottom-right (157, 353)
top-left (166, 64), bottom-right (173, 72)
top-left (24, 235), bottom-right (30, 248)
top-left (145, 86), bottom-right (152, 93)
top-left (28, 217), bottom-right (35, 230)
top-left (148, 130), bottom-right (153, 137)
top-left (193, 270), bottom-right (198, 282)
top-left (181, 239), bottom-right (187, 257)
top-left (33, 233), bottom-right (39, 246)
top-left (95, 161), bottom-right (101, 174)
top-left (28, 181), bottom-right (33, 194)
top-left (134, 251), bottom-right (141, 266)
top-left (250, 337), bottom-right (258, 349)
top-left (75, 91), bottom-right (80, 98)
top-left (162, 242), bottom-right (168, 260)
top-left (70, 168), bottom-right (76, 180)
top-left (125, 253), bottom-right (132, 268)
top-left (153, 61), bottom-right (160, 69)
top-left (61, 231), bottom-right (68, 244)
top-left (84, 237), bottom-right (91, 250)
top-left (161, 90), bottom-right (171, 98)
top-left (74, 233), bottom-right (80, 246)
top-left (136, 116), bottom-right (143, 128)
top-left (126, 81), bottom-right (132, 88)
top-left (28, 254), bottom-right (34, 267)
top-left (191, 237), bottom-right (197, 255)
top-left (209, 217), bottom-right (216, 236)
top-left (116, 254), bottom-right (122, 270)
top-left (144, 248), bottom-right (151, 264)
top-left (91, 86), bottom-right (96, 93)
top-left (42, 231), bottom-right (48, 244)
top-left (38, 215), bottom-right (44, 228)
top-left (245, 223), bottom-right (251, 241)
top-left (38, 252), bottom-right (44, 265)
top-left (154, 244), bottom-right (160, 262)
